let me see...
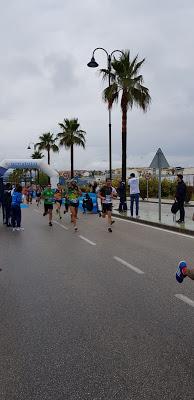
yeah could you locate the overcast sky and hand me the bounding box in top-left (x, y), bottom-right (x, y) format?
top-left (0, 0), bottom-right (194, 171)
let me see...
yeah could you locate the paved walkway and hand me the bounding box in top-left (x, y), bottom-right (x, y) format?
top-left (113, 199), bottom-right (194, 231)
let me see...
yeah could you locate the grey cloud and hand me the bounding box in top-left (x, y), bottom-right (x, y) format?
top-left (0, 0), bottom-right (194, 169)
top-left (43, 54), bottom-right (78, 90)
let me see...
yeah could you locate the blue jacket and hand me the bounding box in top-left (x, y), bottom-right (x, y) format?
top-left (12, 191), bottom-right (22, 206)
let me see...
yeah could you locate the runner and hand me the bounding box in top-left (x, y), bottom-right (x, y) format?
top-left (36, 185), bottom-right (42, 207)
top-left (54, 183), bottom-right (63, 219)
top-left (66, 181), bottom-right (82, 231)
top-left (99, 178), bottom-right (117, 232)
top-left (63, 183), bottom-right (69, 215)
top-left (42, 183), bottom-right (54, 226)
top-left (176, 261), bottom-right (194, 282)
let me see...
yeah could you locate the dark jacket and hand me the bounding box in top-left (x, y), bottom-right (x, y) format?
top-left (117, 182), bottom-right (126, 199)
top-left (176, 181), bottom-right (187, 202)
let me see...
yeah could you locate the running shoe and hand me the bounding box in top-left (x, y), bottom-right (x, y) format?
top-left (43, 212), bottom-right (46, 216)
top-left (49, 222), bottom-right (52, 227)
top-left (111, 220), bottom-right (115, 225)
top-left (108, 227), bottom-right (112, 233)
top-left (74, 226), bottom-right (78, 232)
top-left (12, 228), bottom-right (16, 232)
top-left (176, 260), bottom-right (187, 283)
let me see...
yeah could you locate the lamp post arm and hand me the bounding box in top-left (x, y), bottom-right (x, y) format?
top-left (110, 49), bottom-right (125, 58)
top-left (92, 47), bottom-right (109, 58)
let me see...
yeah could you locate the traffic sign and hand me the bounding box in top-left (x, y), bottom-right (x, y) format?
top-left (149, 148), bottom-right (169, 169)
top-left (149, 149), bottom-right (170, 222)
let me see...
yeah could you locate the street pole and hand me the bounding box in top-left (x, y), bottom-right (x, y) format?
top-left (158, 152), bottom-right (162, 222)
top-left (87, 49), bottom-right (124, 182)
top-left (147, 179), bottom-right (149, 201)
top-left (108, 55), bottom-right (112, 180)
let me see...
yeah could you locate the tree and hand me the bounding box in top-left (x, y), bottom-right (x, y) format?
top-left (36, 132), bottom-right (58, 183)
top-left (57, 118), bottom-right (86, 178)
top-left (101, 50), bottom-right (151, 202)
top-left (9, 169), bottom-right (24, 185)
top-left (31, 150), bottom-right (44, 184)
top-left (36, 133), bottom-right (58, 165)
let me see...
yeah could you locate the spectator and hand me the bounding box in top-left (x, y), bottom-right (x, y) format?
top-left (92, 181), bottom-right (98, 193)
top-left (4, 183), bottom-right (12, 227)
top-left (117, 180), bottom-right (127, 212)
top-left (11, 185), bottom-right (23, 231)
top-left (175, 174), bottom-right (187, 223)
top-left (128, 173), bottom-right (140, 218)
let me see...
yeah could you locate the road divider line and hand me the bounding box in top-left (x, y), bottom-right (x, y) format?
top-left (79, 235), bottom-right (96, 246)
top-left (175, 294), bottom-right (194, 308)
top-left (113, 256), bottom-right (144, 275)
top-left (34, 209), bottom-right (42, 214)
top-left (53, 221), bottom-right (68, 230)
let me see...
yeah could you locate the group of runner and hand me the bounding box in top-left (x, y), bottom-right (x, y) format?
top-left (40, 178), bottom-right (117, 232)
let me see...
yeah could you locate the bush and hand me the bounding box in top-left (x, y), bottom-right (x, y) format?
top-left (161, 178), bottom-right (171, 197)
top-left (139, 178), bottom-right (147, 200)
top-left (185, 186), bottom-right (193, 203)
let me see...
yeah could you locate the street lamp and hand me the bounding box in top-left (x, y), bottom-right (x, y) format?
top-left (27, 142), bottom-right (36, 151)
top-left (87, 47), bottom-right (124, 180)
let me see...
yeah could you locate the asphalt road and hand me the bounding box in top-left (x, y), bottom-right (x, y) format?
top-left (1, 205), bottom-right (194, 400)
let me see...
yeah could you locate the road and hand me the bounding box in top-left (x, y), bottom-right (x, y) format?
top-left (1, 205), bottom-right (194, 400)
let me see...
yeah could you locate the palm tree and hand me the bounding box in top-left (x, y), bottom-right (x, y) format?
top-left (31, 150), bottom-right (44, 184)
top-left (101, 50), bottom-right (151, 201)
top-left (36, 132), bottom-right (59, 165)
top-left (57, 118), bottom-right (86, 178)
top-left (31, 150), bottom-right (44, 160)
top-left (36, 133), bottom-right (58, 183)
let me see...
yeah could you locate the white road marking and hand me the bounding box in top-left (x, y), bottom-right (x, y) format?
top-left (34, 209), bottom-right (42, 214)
top-left (34, 210), bottom-right (68, 230)
top-left (113, 256), bottom-right (144, 275)
top-left (53, 221), bottom-right (68, 230)
top-left (79, 235), bottom-right (96, 246)
top-left (113, 216), bottom-right (194, 240)
top-left (175, 294), bottom-right (194, 308)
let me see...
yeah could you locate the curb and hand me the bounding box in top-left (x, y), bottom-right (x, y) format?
top-left (112, 212), bottom-right (194, 237)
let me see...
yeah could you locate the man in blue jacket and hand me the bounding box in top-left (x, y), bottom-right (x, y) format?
top-left (11, 185), bottom-right (23, 231)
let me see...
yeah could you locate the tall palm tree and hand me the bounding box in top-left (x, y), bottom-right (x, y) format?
top-left (31, 150), bottom-right (44, 184)
top-left (101, 50), bottom-right (151, 201)
top-left (36, 132), bottom-right (59, 165)
top-left (36, 132), bottom-right (58, 184)
top-left (57, 118), bottom-right (86, 178)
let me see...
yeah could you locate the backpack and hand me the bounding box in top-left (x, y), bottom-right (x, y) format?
top-left (171, 201), bottom-right (179, 214)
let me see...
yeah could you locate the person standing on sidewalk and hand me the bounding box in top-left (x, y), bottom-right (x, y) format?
top-left (128, 173), bottom-right (140, 218)
top-left (175, 174), bottom-right (186, 223)
top-left (117, 180), bottom-right (127, 212)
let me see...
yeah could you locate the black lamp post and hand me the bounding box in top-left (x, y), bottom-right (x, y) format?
top-left (87, 47), bottom-right (124, 180)
top-left (27, 142), bottom-right (36, 151)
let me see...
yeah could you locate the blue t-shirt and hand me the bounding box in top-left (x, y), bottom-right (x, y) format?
top-left (12, 191), bottom-right (22, 206)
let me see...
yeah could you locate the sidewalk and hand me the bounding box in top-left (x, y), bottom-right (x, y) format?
top-left (127, 197), bottom-right (194, 207)
top-left (113, 199), bottom-right (194, 235)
